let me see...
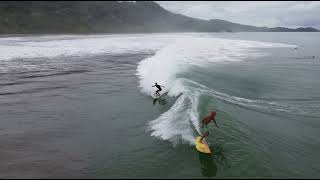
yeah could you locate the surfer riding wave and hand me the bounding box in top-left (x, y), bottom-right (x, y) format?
top-left (152, 82), bottom-right (165, 97)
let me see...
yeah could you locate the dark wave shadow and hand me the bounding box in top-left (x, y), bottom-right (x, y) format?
top-left (198, 144), bottom-right (231, 177)
top-left (198, 152), bottom-right (217, 177)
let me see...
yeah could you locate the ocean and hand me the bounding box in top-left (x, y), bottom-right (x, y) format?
top-left (0, 32), bottom-right (319, 178)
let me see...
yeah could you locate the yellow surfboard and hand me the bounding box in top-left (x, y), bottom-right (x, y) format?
top-left (195, 136), bottom-right (211, 154)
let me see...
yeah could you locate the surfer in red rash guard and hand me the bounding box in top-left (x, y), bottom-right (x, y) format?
top-left (200, 111), bottom-right (219, 143)
top-left (201, 111), bottom-right (219, 128)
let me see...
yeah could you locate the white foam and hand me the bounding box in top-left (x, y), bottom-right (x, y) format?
top-left (0, 34), bottom-right (179, 61)
top-left (0, 33), bottom-right (293, 64)
top-left (147, 93), bottom-right (198, 146)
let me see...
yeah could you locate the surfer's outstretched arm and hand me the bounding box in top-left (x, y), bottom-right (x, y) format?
top-left (213, 119), bottom-right (219, 128)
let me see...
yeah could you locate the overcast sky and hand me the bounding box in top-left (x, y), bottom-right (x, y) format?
top-left (156, 1), bottom-right (320, 29)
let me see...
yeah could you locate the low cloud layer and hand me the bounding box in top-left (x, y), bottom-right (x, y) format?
top-left (157, 1), bottom-right (320, 29)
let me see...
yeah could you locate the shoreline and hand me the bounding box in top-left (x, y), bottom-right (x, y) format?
top-left (1, 31), bottom-right (319, 38)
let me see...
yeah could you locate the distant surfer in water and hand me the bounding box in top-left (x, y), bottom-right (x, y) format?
top-left (200, 111), bottom-right (219, 143)
top-left (152, 82), bottom-right (165, 97)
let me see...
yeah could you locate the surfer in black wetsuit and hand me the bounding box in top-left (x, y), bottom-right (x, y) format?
top-left (152, 82), bottom-right (165, 97)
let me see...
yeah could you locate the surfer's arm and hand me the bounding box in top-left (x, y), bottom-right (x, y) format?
top-left (213, 119), bottom-right (219, 128)
top-left (161, 85), bottom-right (165, 88)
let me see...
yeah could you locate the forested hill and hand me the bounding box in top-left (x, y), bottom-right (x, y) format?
top-left (0, 1), bottom-right (318, 34)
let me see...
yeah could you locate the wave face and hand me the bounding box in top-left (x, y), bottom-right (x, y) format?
top-left (136, 36), bottom-right (296, 145)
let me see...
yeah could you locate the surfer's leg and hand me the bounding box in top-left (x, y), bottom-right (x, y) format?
top-left (200, 131), bottom-right (209, 143)
top-left (201, 122), bottom-right (208, 129)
